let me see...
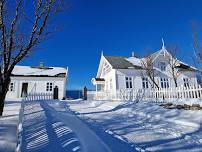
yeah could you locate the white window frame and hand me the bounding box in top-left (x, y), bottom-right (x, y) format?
top-left (46, 82), bottom-right (53, 92)
top-left (183, 78), bottom-right (189, 88)
top-left (160, 78), bottom-right (169, 88)
top-left (125, 76), bottom-right (133, 89)
top-left (159, 61), bottom-right (166, 71)
top-left (142, 77), bottom-right (149, 89)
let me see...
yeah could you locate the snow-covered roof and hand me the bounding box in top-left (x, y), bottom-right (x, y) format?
top-left (126, 57), bottom-right (142, 67)
top-left (11, 65), bottom-right (67, 77)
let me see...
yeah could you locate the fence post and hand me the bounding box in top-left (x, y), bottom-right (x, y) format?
top-left (83, 86), bottom-right (87, 100)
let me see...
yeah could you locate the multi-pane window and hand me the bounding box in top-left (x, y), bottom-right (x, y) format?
top-left (46, 82), bottom-right (53, 91)
top-left (125, 77), bottom-right (133, 89)
top-left (142, 78), bottom-right (149, 89)
top-left (183, 78), bottom-right (189, 88)
top-left (159, 62), bottom-right (166, 71)
top-left (9, 82), bottom-right (14, 92)
top-left (160, 78), bottom-right (169, 88)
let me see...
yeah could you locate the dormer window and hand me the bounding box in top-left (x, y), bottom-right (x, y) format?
top-left (159, 62), bottom-right (166, 71)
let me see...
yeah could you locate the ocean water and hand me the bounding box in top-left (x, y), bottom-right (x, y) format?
top-left (66, 90), bottom-right (83, 99)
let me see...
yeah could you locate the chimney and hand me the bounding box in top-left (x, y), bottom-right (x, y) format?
top-left (39, 61), bottom-right (44, 68)
top-left (132, 51), bottom-right (135, 57)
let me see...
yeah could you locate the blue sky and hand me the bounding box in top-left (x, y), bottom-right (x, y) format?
top-left (21, 0), bottom-right (202, 90)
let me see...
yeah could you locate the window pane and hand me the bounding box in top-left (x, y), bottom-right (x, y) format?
top-left (161, 79), bottom-right (164, 88)
top-left (130, 81), bottom-right (132, 88)
top-left (126, 82), bottom-right (129, 88)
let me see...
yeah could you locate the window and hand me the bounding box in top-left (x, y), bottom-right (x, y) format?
top-left (9, 82), bottom-right (14, 92)
top-left (142, 78), bottom-right (149, 89)
top-left (46, 82), bottom-right (53, 91)
top-left (159, 62), bottom-right (166, 71)
top-left (183, 78), bottom-right (189, 88)
top-left (160, 78), bottom-right (169, 88)
top-left (125, 77), bottom-right (133, 89)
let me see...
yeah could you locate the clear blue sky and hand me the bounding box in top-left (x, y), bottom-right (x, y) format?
top-left (21, 0), bottom-right (202, 90)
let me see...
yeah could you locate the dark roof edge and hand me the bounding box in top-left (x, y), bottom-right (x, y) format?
top-left (11, 73), bottom-right (66, 78)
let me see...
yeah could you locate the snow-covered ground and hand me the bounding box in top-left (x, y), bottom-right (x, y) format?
top-left (0, 99), bottom-right (21, 152)
top-left (1, 99), bottom-right (202, 152)
top-left (20, 100), bottom-right (135, 152)
top-left (68, 100), bottom-right (202, 152)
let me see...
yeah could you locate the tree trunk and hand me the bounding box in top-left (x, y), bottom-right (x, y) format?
top-left (174, 79), bottom-right (178, 88)
top-left (0, 78), bottom-right (11, 116)
top-left (0, 91), bottom-right (6, 116)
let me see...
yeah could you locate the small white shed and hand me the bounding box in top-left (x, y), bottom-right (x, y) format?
top-left (6, 65), bottom-right (68, 100)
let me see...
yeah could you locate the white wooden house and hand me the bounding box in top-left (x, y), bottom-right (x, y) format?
top-left (6, 65), bottom-right (68, 100)
top-left (92, 42), bottom-right (202, 97)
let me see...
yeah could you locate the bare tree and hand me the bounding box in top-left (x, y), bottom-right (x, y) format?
top-left (0, 0), bottom-right (66, 116)
top-left (192, 22), bottom-right (202, 69)
top-left (141, 54), bottom-right (159, 89)
top-left (166, 45), bottom-right (181, 88)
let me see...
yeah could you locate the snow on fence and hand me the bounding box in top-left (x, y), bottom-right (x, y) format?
top-left (24, 92), bottom-right (53, 101)
top-left (88, 85), bottom-right (202, 102)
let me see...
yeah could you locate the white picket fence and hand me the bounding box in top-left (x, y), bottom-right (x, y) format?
top-left (88, 85), bottom-right (202, 102)
top-left (24, 92), bottom-right (53, 101)
top-left (16, 98), bottom-right (25, 152)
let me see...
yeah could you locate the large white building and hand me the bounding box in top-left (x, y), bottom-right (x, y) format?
top-left (92, 43), bottom-right (201, 95)
top-left (6, 65), bottom-right (68, 100)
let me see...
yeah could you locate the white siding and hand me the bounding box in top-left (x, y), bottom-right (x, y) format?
top-left (116, 69), bottom-right (143, 90)
top-left (6, 76), bottom-right (66, 100)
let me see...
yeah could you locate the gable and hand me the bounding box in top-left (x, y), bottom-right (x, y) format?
top-left (96, 55), bottom-right (113, 78)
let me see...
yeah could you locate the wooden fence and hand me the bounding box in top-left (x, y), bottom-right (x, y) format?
top-left (87, 85), bottom-right (202, 102)
top-left (24, 92), bottom-right (53, 101)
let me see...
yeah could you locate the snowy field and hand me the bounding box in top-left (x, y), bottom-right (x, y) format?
top-left (0, 99), bottom-right (21, 152)
top-left (68, 100), bottom-right (202, 152)
top-left (1, 99), bottom-right (202, 152)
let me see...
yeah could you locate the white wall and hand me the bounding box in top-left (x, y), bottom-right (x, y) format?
top-left (100, 69), bottom-right (116, 93)
top-left (6, 76), bottom-right (66, 100)
top-left (177, 71), bottom-right (198, 87)
top-left (114, 68), bottom-right (199, 91)
top-left (116, 69), bottom-right (143, 90)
